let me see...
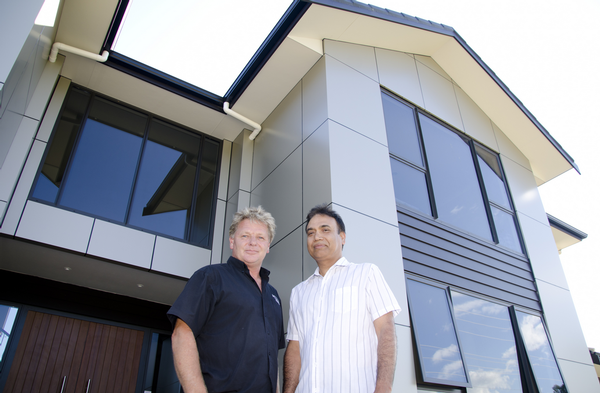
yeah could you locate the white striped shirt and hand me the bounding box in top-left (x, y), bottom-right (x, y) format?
top-left (286, 257), bottom-right (401, 393)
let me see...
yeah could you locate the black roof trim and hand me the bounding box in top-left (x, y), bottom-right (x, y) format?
top-left (548, 214), bottom-right (588, 241)
top-left (300, 0), bottom-right (579, 174)
top-left (104, 52), bottom-right (224, 112)
top-left (223, 1), bottom-right (312, 105)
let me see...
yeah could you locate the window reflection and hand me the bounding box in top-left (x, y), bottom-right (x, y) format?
top-left (515, 312), bottom-right (566, 393)
top-left (419, 115), bottom-right (491, 240)
top-left (382, 92), bottom-right (424, 166)
top-left (407, 280), bottom-right (468, 385)
top-left (451, 292), bottom-right (523, 393)
top-left (0, 305), bottom-right (19, 365)
top-left (31, 86), bottom-right (220, 248)
top-left (389, 159), bottom-right (431, 215)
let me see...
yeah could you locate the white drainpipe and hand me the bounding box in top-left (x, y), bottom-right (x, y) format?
top-left (223, 102), bottom-right (262, 140)
top-left (49, 42), bottom-right (109, 63)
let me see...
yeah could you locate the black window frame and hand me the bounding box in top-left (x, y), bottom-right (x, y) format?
top-left (382, 89), bottom-right (525, 254)
top-left (406, 276), bottom-right (567, 393)
top-left (29, 84), bottom-right (222, 249)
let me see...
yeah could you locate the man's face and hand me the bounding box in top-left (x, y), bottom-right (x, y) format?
top-left (229, 219), bottom-right (270, 267)
top-left (306, 214), bottom-right (345, 264)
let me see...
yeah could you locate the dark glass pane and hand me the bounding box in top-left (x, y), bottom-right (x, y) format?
top-left (407, 280), bottom-right (468, 384)
top-left (419, 114), bottom-right (492, 240)
top-left (381, 93), bottom-right (424, 166)
top-left (128, 120), bottom-right (200, 239)
top-left (451, 292), bottom-right (523, 393)
top-left (190, 139), bottom-right (220, 247)
top-left (0, 305), bottom-right (19, 365)
top-left (492, 207), bottom-right (522, 253)
top-left (390, 158), bottom-right (431, 215)
top-left (59, 99), bottom-right (147, 222)
top-left (32, 88), bottom-right (91, 203)
top-left (476, 145), bottom-right (511, 210)
top-left (515, 312), bottom-right (566, 393)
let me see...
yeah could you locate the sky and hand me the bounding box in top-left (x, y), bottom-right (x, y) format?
top-left (114, 0), bottom-right (600, 350)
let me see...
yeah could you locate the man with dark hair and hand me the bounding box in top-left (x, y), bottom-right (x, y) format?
top-left (283, 204), bottom-right (400, 393)
top-left (168, 206), bottom-right (284, 393)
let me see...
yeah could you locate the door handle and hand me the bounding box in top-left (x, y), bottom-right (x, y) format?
top-left (85, 379), bottom-right (91, 393)
top-left (59, 376), bottom-right (67, 393)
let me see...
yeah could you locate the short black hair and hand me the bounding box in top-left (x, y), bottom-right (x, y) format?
top-left (305, 204), bottom-right (346, 234)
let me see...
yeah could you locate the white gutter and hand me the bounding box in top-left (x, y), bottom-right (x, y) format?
top-left (49, 42), bottom-right (109, 63)
top-left (223, 102), bottom-right (262, 140)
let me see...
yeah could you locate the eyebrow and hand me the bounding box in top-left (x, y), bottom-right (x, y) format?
top-left (307, 224), bottom-right (332, 232)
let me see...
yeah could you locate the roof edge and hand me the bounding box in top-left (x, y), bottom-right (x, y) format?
top-left (548, 214), bottom-right (588, 241)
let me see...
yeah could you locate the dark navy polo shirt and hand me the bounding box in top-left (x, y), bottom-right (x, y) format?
top-left (167, 256), bottom-right (285, 393)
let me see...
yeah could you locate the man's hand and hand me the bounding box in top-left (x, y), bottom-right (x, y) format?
top-left (373, 312), bottom-right (397, 393)
top-left (283, 340), bottom-right (301, 393)
top-left (172, 318), bottom-right (209, 393)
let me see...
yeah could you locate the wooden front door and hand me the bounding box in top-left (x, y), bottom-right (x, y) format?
top-left (4, 311), bottom-right (145, 393)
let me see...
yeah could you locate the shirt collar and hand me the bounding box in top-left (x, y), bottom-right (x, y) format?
top-left (310, 256), bottom-right (349, 279)
top-left (227, 256), bottom-right (270, 279)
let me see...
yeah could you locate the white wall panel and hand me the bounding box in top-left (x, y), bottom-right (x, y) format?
top-left (0, 109), bottom-right (24, 169)
top-left (302, 57), bottom-right (328, 140)
top-left (0, 117), bottom-right (38, 202)
top-left (335, 205), bottom-right (409, 326)
top-left (329, 122), bottom-right (398, 226)
top-left (36, 76), bottom-right (70, 142)
top-left (251, 148), bottom-right (303, 245)
top-left (302, 121), bottom-right (332, 217)
top-left (502, 157), bottom-right (548, 224)
top-left (417, 60), bottom-right (463, 131)
top-left (375, 48), bottom-right (424, 108)
top-left (252, 82), bottom-right (302, 189)
top-left (262, 225), bottom-right (304, 332)
top-left (325, 56), bottom-right (388, 146)
top-left (87, 220), bottom-right (154, 269)
top-left (454, 86), bottom-right (498, 151)
top-left (536, 280), bottom-right (591, 365)
top-left (324, 40), bottom-right (379, 82)
top-left (16, 201), bottom-right (93, 253)
top-left (518, 213), bottom-right (569, 289)
top-left (558, 358), bottom-right (600, 393)
top-left (494, 122), bottom-right (531, 170)
top-left (0, 140), bottom-right (45, 235)
top-left (415, 55), bottom-right (452, 81)
top-left (211, 199), bottom-right (227, 266)
top-left (152, 236), bottom-right (211, 278)
top-left (217, 140), bottom-right (231, 201)
top-left (393, 325), bottom-right (418, 393)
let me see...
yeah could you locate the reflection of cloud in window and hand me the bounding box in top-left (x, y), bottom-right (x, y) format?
top-left (432, 344), bottom-right (459, 363)
top-left (469, 369), bottom-right (511, 393)
top-left (453, 298), bottom-right (505, 317)
top-left (501, 345), bottom-right (516, 359)
top-left (440, 360), bottom-right (464, 380)
top-left (520, 315), bottom-right (547, 352)
top-left (451, 205), bottom-right (464, 214)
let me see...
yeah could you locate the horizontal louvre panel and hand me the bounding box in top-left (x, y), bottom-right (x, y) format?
top-left (399, 209), bottom-right (540, 311)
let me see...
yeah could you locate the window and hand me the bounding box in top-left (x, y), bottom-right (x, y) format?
top-left (31, 85), bottom-right (220, 248)
top-left (406, 278), bottom-right (567, 393)
top-left (0, 305), bottom-right (18, 367)
top-left (382, 91), bottom-right (523, 253)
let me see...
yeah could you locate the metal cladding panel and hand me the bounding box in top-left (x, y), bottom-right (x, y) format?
top-left (398, 209), bottom-right (541, 312)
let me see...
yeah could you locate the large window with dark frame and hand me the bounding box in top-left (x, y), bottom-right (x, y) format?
top-left (30, 85), bottom-right (221, 248)
top-left (406, 278), bottom-right (567, 393)
top-left (381, 91), bottom-right (523, 253)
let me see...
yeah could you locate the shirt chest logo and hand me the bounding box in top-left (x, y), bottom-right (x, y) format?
top-left (272, 294), bottom-right (280, 306)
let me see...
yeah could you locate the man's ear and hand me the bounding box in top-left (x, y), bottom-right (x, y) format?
top-left (229, 236), bottom-right (234, 250)
top-left (340, 231), bottom-right (346, 245)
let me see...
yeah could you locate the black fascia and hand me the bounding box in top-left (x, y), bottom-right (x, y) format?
top-left (104, 52), bottom-right (224, 112)
top-left (308, 0), bottom-right (580, 175)
top-left (547, 214), bottom-right (588, 241)
top-left (223, 0), bottom-right (312, 105)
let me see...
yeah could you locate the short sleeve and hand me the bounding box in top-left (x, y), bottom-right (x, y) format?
top-left (166, 267), bottom-right (217, 335)
top-left (365, 264), bottom-right (401, 321)
top-left (286, 286), bottom-right (300, 342)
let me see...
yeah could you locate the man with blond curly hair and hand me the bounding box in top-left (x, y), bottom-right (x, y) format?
top-left (168, 206), bottom-right (285, 393)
